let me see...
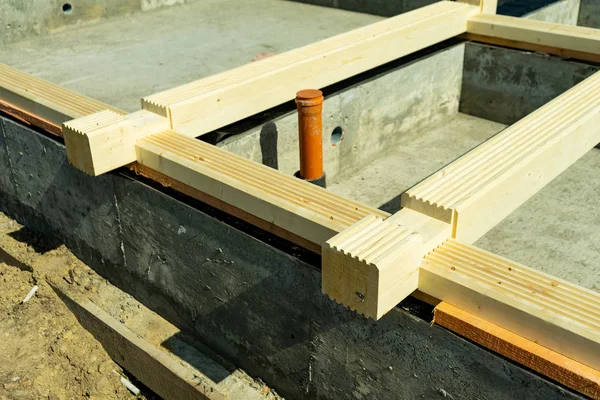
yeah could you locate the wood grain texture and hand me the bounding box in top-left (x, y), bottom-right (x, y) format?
top-left (131, 163), bottom-right (323, 254)
top-left (467, 14), bottom-right (600, 56)
top-left (63, 110), bottom-right (169, 176)
top-left (0, 98), bottom-right (62, 136)
top-left (136, 130), bottom-right (388, 246)
top-left (0, 63), bottom-right (122, 124)
top-left (421, 239), bottom-right (600, 371)
top-left (434, 302), bottom-right (600, 399)
top-left (461, 33), bottom-right (600, 63)
top-left (322, 208), bottom-right (450, 319)
top-left (403, 70), bottom-right (600, 242)
top-left (142, 2), bottom-right (478, 137)
top-left (55, 289), bottom-right (225, 400)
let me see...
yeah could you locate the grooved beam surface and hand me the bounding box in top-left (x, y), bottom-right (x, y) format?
top-left (136, 130), bottom-right (387, 246)
top-left (323, 215), bottom-right (422, 318)
top-left (403, 70), bottom-right (600, 242)
top-left (142, 1), bottom-right (478, 136)
top-left (421, 239), bottom-right (600, 371)
top-left (0, 63), bottom-right (123, 124)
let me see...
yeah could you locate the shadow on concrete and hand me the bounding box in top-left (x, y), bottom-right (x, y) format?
top-left (378, 194), bottom-right (402, 214)
top-left (9, 226), bottom-right (62, 254)
top-left (498, 0), bottom-right (563, 17)
top-left (260, 122), bottom-right (279, 170)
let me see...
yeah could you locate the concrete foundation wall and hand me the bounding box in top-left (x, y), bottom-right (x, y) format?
top-left (578, 0), bottom-right (600, 28)
top-left (498, 0), bottom-right (580, 24)
top-left (0, 0), bottom-right (192, 45)
top-left (284, 0), bottom-right (434, 17)
top-left (0, 117), bottom-right (583, 399)
top-left (219, 44), bottom-right (464, 183)
top-left (460, 43), bottom-right (599, 125)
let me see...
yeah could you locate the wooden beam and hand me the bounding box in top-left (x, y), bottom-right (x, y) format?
top-left (434, 302), bottom-right (600, 399)
top-left (130, 163), bottom-right (323, 254)
top-left (402, 70), bottom-right (600, 243)
top-left (135, 130), bottom-right (388, 247)
top-left (322, 208), bottom-right (450, 319)
top-left (460, 33), bottom-right (600, 64)
top-left (63, 110), bottom-right (169, 176)
top-left (0, 63), bottom-right (122, 125)
top-left (467, 14), bottom-right (600, 56)
top-left (421, 239), bottom-right (600, 371)
top-left (480, 0), bottom-right (498, 14)
top-left (142, 2), bottom-right (478, 137)
top-left (0, 98), bottom-right (62, 137)
top-left (54, 288), bottom-right (225, 400)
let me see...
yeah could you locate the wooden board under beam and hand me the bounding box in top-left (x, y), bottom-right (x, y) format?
top-left (54, 288), bottom-right (225, 400)
top-left (136, 130), bottom-right (388, 247)
top-left (402, 70), bottom-right (600, 242)
top-left (467, 14), bottom-right (600, 57)
top-left (434, 302), bottom-right (600, 399)
top-left (142, 1), bottom-right (478, 137)
top-left (421, 239), bottom-right (600, 371)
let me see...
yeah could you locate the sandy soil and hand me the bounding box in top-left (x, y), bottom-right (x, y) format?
top-left (0, 210), bottom-right (282, 400)
top-left (0, 213), bottom-right (145, 399)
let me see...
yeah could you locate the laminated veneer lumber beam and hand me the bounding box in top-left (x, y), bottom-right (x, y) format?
top-left (422, 239), bottom-right (600, 371)
top-left (135, 130), bottom-right (388, 247)
top-left (434, 302), bottom-right (600, 399)
top-left (0, 63), bottom-right (123, 130)
top-left (467, 14), bottom-right (600, 58)
top-left (402, 70), bottom-right (600, 242)
top-left (142, 1), bottom-right (478, 137)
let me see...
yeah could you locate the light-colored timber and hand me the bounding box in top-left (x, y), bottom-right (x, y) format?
top-left (402, 70), bottom-right (600, 242)
top-left (142, 2), bottom-right (478, 136)
top-left (55, 288), bottom-right (225, 400)
top-left (421, 239), bottom-right (600, 371)
top-left (130, 163), bottom-right (324, 254)
top-left (3, 4), bottom-right (600, 395)
top-left (0, 63), bottom-right (122, 126)
top-left (434, 302), bottom-right (600, 399)
top-left (63, 110), bottom-right (170, 176)
top-left (135, 130), bottom-right (388, 246)
top-left (467, 14), bottom-right (600, 57)
top-left (461, 33), bottom-right (600, 63)
top-left (322, 208), bottom-right (450, 319)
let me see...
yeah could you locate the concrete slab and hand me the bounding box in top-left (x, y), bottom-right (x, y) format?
top-left (0, 0), bottom-right (382, 112)
top-left (327, 113), bottom-right (506, 213)
top-left (476, 148), bottom-right (600, 293)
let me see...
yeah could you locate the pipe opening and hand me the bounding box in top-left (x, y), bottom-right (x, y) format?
top-left (331, 126), bottom-right (344, 146)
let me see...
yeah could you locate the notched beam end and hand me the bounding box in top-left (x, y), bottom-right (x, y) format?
top-left (400, 191), bottom-right (453, 224)
top-left (63, 110), bottom-right (169, 176)
top-left (322, 215), bottom-right (422, 320)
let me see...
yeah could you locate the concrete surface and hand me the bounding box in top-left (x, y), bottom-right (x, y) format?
top-left (286, 0), bottom-right (434, 17)
top-left (220, 42), bottom-right (464, 183)
top-left (0, 116), bottom-right (583, 400)
top-left (461, 43), bottom-right (599, 125)
top-left (578, 0), bottom-right (600, 28)
top-left (0, 0), bottom-right (381, 112)
top-left (327, 113), bottom-right (506, 213)
top-left (0, 0), bottom-right (191, 45)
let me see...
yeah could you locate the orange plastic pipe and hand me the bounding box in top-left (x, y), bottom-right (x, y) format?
top-left (296, 89), bottom-right (324, 180)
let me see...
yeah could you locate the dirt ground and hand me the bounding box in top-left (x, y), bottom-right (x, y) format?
top-left (0, 211), bottom-right (280, 400)
top-left (0, 216), bottom-right (141, 399)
